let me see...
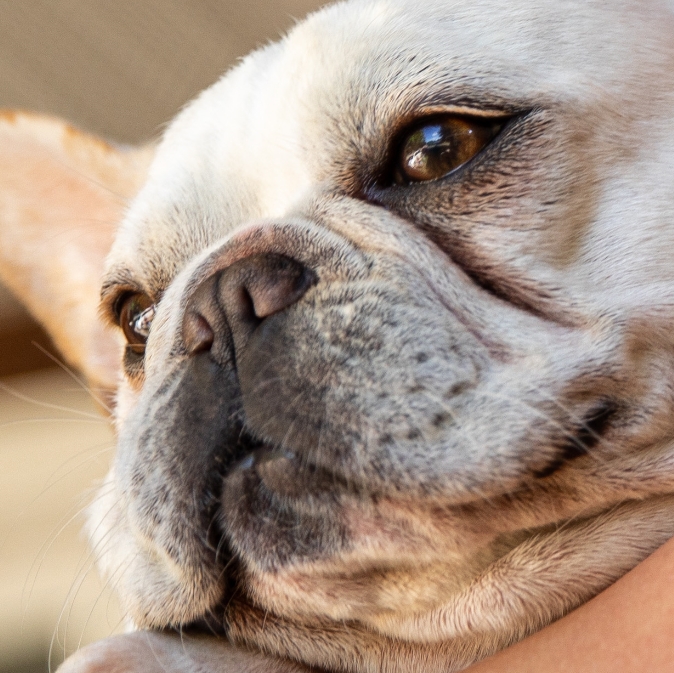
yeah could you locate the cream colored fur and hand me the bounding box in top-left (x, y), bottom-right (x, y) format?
top-left (1, 1), bottom-right (674, 671)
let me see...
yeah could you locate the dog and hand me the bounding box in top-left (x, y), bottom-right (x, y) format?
top-left (2, 0), bottom-right (674, 671)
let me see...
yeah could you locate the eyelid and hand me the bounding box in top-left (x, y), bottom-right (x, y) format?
top-left (109, 289), bottom-right (141, 323)
top-left (99, 285), bottom-right (154, 328)
top-left (386, 106), bottom-right (515, 147)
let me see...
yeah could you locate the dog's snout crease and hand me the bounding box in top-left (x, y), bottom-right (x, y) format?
top-left (182, 252), bottom-right (315, 357)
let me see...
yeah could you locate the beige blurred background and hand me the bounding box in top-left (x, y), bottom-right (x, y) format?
top-left (0, 2), bottom-right (327, 671)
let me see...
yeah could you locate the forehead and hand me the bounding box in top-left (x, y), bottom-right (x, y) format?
top-left (106, 0), bottom-right (670, 293)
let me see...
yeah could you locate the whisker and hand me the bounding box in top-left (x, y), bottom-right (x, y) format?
top-left (0, 381), bottom-right (103, 419)
top-left (76, 553), bottom-right (131, 651)
top-left (0, 417), bottom-right (107, 429)
top-left (39, 441), bottom-right (115, 496)
top-left (32, 342), bottom-right (113, 414)
top-left (50, 518), bottom-right (122, 667)
top-left (22, 482), bottom-right (114, 616)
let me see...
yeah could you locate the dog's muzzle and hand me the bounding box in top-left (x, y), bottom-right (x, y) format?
top-left (113, 247), bottom-right (324, 625)
top-left (179, 250), bottom-right (319, 545)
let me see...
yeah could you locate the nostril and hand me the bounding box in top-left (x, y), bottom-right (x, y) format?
top-left (183, 310), bottom-right (215, 354)
top-left (218, 253), bottom-right (316, 328)
top-left (242, 255), bottom-right (315, 320)
top-left (236, 285), bottom-right (259, 325)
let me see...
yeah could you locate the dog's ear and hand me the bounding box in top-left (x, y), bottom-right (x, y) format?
top-left (0, 110), bottom-right (153, 395)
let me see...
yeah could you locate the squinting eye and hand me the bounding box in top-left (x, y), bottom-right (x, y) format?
top-left (118, 293), bottom-right (155, 352)
top-left (395, 115), bottom-right (506, 184)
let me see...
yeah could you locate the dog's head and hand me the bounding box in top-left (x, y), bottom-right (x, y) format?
top-left (2, 0), bottom-right (674, 671)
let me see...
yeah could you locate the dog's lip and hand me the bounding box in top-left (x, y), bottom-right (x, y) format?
top-left (216, 398), bottom-right (618, 513)
top-left (223, 433), bottom-right (353, 503)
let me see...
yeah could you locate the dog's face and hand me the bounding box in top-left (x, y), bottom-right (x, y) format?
top-left (2, 0), bottom-right (674, 671)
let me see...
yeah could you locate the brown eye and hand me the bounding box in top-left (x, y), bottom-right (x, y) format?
top-left (396, 115), bottom-right (505, 184)
top-left (118, 293), bottom-right (155, 352)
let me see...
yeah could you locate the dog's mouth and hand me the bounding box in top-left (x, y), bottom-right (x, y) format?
top-left (214, 397), bottom-right (618, 503)
top-left (205, 395), bottom-right (620, 538)
top-left (193, 396), bottom-right (619, 614)
top-left (179, 402), bottom-right (621, 638)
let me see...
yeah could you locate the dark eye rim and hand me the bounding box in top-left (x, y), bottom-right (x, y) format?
top-left (369, 109), bottom-right (521, 192)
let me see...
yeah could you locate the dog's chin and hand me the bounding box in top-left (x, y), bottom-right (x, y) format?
top-left (90, 434), bottom-right (674, 667)
top-left (216, 497), bottom-right (674, 650)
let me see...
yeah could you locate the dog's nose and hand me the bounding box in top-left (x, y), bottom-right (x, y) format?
top-left (182, 253), bottom-right (315, 356)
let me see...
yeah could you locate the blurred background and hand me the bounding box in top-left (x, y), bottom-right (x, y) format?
top-left (0, 2), bottom-right (327, 670)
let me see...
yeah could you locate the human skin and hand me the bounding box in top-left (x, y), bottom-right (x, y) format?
top-left (466, 534), bottom-right (674, 671)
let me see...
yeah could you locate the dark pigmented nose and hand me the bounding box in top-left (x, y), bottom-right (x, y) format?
top-left (182, 253), bottom-right (315, 357)
top-left (226, 253), bottom-right (315, 321)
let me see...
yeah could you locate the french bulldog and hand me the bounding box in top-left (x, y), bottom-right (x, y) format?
top-left (1, 0), bottom-right (674, 671)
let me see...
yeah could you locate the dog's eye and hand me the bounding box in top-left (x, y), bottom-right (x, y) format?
top-left (118, 292), bottom-right (155, 351)
top-left (395, 115), bottom-right (505, 184)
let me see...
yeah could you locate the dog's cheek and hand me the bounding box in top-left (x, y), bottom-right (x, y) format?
top-left (373, 111), bottom-right (605, 321)
top-left (236, 281), bottom-right (485, 489)
top-left (85, 466), bottom-right (221, 628)
top-left (93, 360), bottom-right (238, 628)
